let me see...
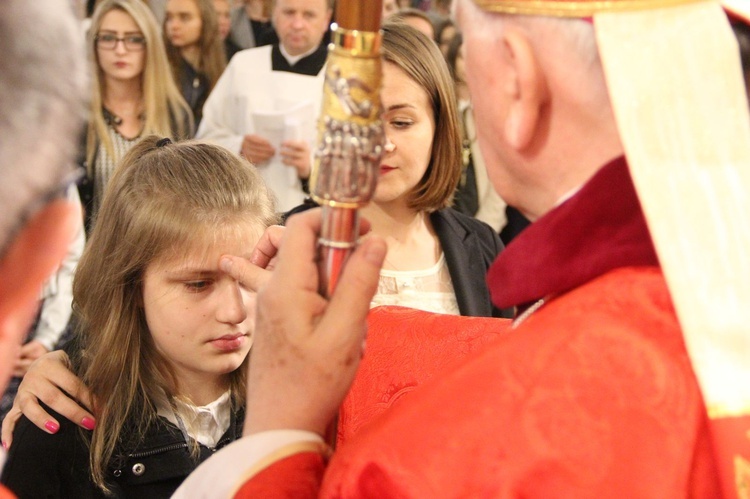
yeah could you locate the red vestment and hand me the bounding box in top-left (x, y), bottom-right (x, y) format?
top-left (236, 157), bottom-right (720, 497)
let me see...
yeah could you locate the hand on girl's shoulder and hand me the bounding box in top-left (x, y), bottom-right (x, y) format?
top-left (1, 404), bottom-right (89, 498)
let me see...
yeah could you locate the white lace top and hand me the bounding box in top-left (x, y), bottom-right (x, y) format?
top-left (372, 253), bottom-right (460, 315)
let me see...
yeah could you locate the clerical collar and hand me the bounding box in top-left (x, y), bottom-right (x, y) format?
top-left (487, 156), bottom-right (660, 311)
top-left (272, 43), bottom-right (327, 76)
top-left (279, 43), bottom-right (319, 66)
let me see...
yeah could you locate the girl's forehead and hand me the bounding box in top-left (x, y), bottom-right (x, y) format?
top-left (155, 222), bottom-right (265, 269)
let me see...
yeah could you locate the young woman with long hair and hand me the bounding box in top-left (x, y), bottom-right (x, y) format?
top-left (82, 0), bottom-right (192, 234)
top-left (164, 0), bottom-right (227, 126)
top-left (1, 137), bottom-right (277, 497)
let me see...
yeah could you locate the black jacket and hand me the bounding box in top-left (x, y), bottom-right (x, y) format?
top-left (429, 209), bottom-right (511, 318)
top-left (176, 57), bottom-right (210, 128)
top-left (1, 404), bottom-right (244, 498)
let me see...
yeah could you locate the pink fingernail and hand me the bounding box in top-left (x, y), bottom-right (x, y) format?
top-left (81, 417), bottom-right (96, 430)
top-left (2, 441), bottom-right (7, 450)
top-left (44, 420), bottom-right (60, 434)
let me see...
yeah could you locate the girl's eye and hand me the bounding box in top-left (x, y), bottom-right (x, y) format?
top-left (125, 35), bottom-right (146, 46)
top-left (185, 280), bottom-right (211, 291)
top-left (391, 119), bottom-right (413, 129)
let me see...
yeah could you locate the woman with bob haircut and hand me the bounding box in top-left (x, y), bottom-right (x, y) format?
top-left (1, 136), bottom-right (277, 497)
top-left (81, 0), bottom-right (192, 234)
top-left (291, 22), bottom-right (509, 318)
top-left (164, 0), bottom-right (227, 126)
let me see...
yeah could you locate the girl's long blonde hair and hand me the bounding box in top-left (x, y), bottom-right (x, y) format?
top-left (74, 136), bottom-right (277, 492)
top-left (164, 0), bottom-right (227, 92)
top-left (86, 0), bottom-right (193, 168)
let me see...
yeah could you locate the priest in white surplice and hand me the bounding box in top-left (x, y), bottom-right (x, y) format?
top-left (197, 0), bottom-right (332, 212)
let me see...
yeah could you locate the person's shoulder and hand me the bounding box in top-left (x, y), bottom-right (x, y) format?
top-left (10, 404), bottom-right (80, 450)
top-left (533, 268), bottom-right (677, 347)
top-left (433, 207), bottom-right (488, 228)
top-left (1, 404), bottom-right (85, 493)
top-left (232, 45), bottom-right (272, 62)
top-left (223, 45), bottom-right (272, 76)
top-left (282, 198), bottom-right (319, 224)
top-left (432, 208), bottom-right (502, 243)
top-left (520, 269), bottom-right (694, 402)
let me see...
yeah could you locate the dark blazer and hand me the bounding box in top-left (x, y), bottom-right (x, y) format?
top-left (1, 404), bottom-right (244, 498)
top-left (176, 57), bottom-right (209, 128)
top-left (430, 208), bottom-right (511, 318)
top-left (284, 201), bottom-right (512, 319)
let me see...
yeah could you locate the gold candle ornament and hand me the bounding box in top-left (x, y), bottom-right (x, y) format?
top-left (311, 0), bottom-right (385, 298)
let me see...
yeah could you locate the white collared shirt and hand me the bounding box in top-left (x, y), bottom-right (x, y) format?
top-left (156, 391), bottom-right (232, 449)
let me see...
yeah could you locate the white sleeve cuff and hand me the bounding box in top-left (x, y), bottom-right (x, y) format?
top-left (171, 430), bottom-right (323, 499)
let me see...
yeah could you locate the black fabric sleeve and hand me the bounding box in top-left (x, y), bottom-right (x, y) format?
top-left (1, 404), bottom-right (94, 498)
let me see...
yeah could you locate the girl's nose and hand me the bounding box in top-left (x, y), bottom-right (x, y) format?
top-left (216, 282), bottom-right (248, 325)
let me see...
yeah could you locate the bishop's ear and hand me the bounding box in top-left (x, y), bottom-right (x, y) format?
top-left (500, 26), bottom-right (549, 151)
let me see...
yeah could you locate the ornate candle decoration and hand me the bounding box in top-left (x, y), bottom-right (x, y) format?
top-left (310, 0), bottom-right (384, 297)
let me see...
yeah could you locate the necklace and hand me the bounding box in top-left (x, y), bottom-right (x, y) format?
top-left (102, 106), bottom-right (144, 127)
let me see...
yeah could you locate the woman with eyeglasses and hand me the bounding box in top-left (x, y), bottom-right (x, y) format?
top-left (164, 0), bottom-right (227, 127)
top-left (80, 0), bottom-right (192, 234)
